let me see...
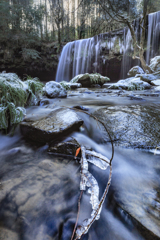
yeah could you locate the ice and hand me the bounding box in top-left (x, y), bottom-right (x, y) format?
top-left (76, 145), bottom-right (112, 239)
top-left (86, 150), bottom-right (110, 169)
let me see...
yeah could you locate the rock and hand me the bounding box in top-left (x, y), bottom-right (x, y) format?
top-left (127, 66), bottom-right (144, 77)
top-left (0, 227), bottom-right (19, 240)
top-left (140, 71), bottom-right (160, 83)
top-left (38, 99), bottom-right (50, 106)
top-left (44, 81), bottom-right (67, 98)
top-left (149, 56), bottom-right (160, 72)
top-left (70, 83), bottom-right (82, 89)
top-left (93, 105), bottom-right (160, 148)
top-left (154, 86), bottom-right (160, 92)
top-left (127, 94), bottom-right (144, 101)
top-left (70, 73), bottom-right (110, 87)
top-left (102, 83), bottom-right (112, 88)
top-left (60, 81), bottom-right (82, 90)
top-left (151, 79), bottom-right (160, 86)
top-left (108, 77), bottom-right (151, 90)
top-left (20, 107), bottom-right (83, 143)
top-left (48, 139), bottom-right (79, 157)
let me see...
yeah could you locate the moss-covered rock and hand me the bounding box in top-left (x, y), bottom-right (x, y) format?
top-left (70, 73), bottom-right (110, 87)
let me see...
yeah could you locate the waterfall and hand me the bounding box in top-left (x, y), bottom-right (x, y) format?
top-left (55, 11), bottom-right (160, 82)
top-left (146, 11), bottom-right (160, 64)
top-left (56, 38), bottom-right (96, 82)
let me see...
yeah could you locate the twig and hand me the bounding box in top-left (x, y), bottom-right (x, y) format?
top-left (71, 190), bottom-right (84, 240)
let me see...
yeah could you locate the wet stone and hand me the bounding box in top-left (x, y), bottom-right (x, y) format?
top-left (20, 107), bottom-right (83, 143)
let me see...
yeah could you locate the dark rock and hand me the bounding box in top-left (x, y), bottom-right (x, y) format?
top-left (48, 139), bottom-right (80, 157)
top-left (20, 108), bottom-right (83, 143)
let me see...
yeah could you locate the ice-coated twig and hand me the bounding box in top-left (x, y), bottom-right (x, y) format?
top-left (75, 165), bottom-right (112, 240)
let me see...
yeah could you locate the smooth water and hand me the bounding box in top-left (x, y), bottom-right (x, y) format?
top-left (0, 91), bottom-right (160, 240)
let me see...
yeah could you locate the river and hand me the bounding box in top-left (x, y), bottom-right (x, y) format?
top-left (0, 88), bottom-right (160, 240)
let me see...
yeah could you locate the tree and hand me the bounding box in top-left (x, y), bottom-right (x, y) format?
top-left (95, 0), bottom-right (154, 73)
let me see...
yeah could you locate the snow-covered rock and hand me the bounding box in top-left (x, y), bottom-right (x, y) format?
top-left (44, 81), bottom-right (67, 98)
top-left (149, 56), bottom-right (160, 72)
top-left (151, 79), bottom-right (160, 86)
top-left (140, 71), bottom-right (160, 83)
top-left (127, 66), bottom-right (144, 77)
top-left (108, 77), bottom-right (151, 90)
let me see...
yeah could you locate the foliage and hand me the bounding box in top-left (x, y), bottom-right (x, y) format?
top-left (0, 72), bottom-right (27, 130)
top-left (0, 72), bottom-right (44, 130)
top-left (21, 48), bottom-right (41, 61)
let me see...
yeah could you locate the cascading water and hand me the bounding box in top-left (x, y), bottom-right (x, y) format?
top-left (56, 11), bottom-right (160, 82)
top-left (146, 11), bottom-right (160, 64)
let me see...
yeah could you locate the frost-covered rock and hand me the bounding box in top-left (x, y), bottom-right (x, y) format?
top-left (70, 73), bottom-right (110, 87)
top-left (109, 77), bottom-right (151, 90)
top-left (60, 81), bottom-right (82, 90)
top-left (140, 71), bottom-right (160, 83)
top-left (154, 86), bottom-right (160, 91)
top-left (44, 81), bottom-right (67, 98)
top-left (127, 66), bottom-right (144, 77)
top-left (20, 107), bottom-right (83, 143)
top-left (149, 56), bottom-right (160, 72)
top-left (151, 79), bottom-right (160, 86)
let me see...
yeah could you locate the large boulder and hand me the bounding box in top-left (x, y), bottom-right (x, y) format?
top-left (108, 77), bottom-right (151, 90)
top-left (149, 56), bottom-right (160, 72)
top-left (140, 71), bottom-right (160, 83)
top-left (127, 66), bottom-right (144, 77)
top-left (70, 73), bottom-right (110, 87)
top-left (44, 81), bottom-right (67, 98)
top-left (20, 107), bottom-right (83, 143)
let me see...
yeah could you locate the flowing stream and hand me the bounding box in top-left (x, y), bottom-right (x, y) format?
top-left (0, 90), bottom-right (160, 240)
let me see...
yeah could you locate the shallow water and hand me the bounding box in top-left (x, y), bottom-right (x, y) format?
top-left (0, 89), bottom-right (160, 240)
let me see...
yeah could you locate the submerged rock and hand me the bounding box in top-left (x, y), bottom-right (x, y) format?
top-left (44, 81), bottom-right (67, 98)
top-left (20, 107), bottom-right (83, 143)
top-left (109, 77), bottom-right (151, 90)
top-left (70, 73), bottom-right (110, 87)
top-left (149, 56), bottom-right (160, 72)
top-left (127, 66), bottom-right (144, 77)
